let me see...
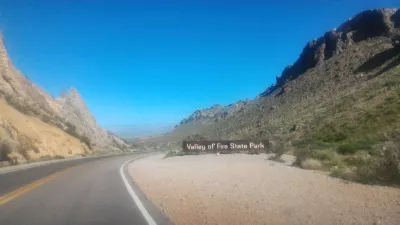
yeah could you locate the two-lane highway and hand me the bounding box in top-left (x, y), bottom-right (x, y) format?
top-left (0, 154), bottom-right (171, 225)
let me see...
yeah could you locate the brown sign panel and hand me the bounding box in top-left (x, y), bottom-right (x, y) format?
top-left (182, 140), bottom-right (270, 154)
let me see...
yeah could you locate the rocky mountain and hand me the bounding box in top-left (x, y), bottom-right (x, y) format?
top-left (261, 8), bottom-right (400, 97)
top-left (177, 100), bottom-right (250, 126)
top-left (0, 34), bottom-right (129, 164)
top-left (173, 8), bottom-right (400, 137)
top-left (166, 8), bottom-right (400, 184)
top-left (55, 88), bottom-right (128, 149)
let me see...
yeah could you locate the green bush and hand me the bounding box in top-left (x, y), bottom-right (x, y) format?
top-left (337, 139), bottom-right (376, 155)
top-left (312, 149), bottom-right (337, 162)
top-left (319, 131), bottom-right (348, 143)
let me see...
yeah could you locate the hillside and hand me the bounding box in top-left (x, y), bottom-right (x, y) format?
top-left (0, 34), bottom-right (129, 165)
top-left (163, 8), bottom-right (400, 184)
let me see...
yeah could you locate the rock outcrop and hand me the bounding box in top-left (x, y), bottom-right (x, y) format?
top-left (56, 88), bottom-right (128, 149)
top-left (169, 8), bottom-right (400, 142)
top-left (0, 33), bottom-right (129, 163)
top-left (177, 100), bottom-right (250, 127)
top-left (261, 8), bottom-right (400, 97)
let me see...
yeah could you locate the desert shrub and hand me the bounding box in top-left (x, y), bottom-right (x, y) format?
top-left (164, 150), bottom-right (186, 158)
top-left (65, 122), bottom-right (79, 137)
top-left (16, 135), bottom-right (35, 160)
top-left (268, 141), bottom-right (286, 161)
top-left (354, 159), bottom-right (381, 184)
top-left (337, 139), bottom-right (376, 155)
top-left (293, 138), bottom-right (333, 150)
top-left (312, 149), bottom-right (337, 162)
top-left (376, 142), bottom-right (400, 184)
top-left (0, 139), bottom-right (15, 161)
top-left (79, 135), bottom-right (92, 149)
top-left (64, 122), bottom-right (92, 149)
top-left (343, 151), bottom-right (371, 167)
top-left (39, 155), bottom-right (53, 161)
top-left (53, 155), bottom-right (65, 160)
top-left (330, 165), bottom-right (357, 181)
top-left (40, 114), bottom-right (52, 124)
top-left (318, 131), bottom-right (348, 143)
top-left (301, 158), bottom-right (323, 170)
top-left (330, 144), bottom-right (400, 184)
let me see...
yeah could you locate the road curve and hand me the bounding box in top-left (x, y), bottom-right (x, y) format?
top-left (0, 154), bottom-right (171, 225)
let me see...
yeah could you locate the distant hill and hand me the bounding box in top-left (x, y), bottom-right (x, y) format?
top-left (160, 8), bottom-right (400, 184)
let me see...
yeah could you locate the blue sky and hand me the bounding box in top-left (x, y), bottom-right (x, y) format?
top-left (0, 0), bottom-right (398, 131)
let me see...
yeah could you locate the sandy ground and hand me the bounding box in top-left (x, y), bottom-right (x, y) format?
top-left (129, 154), bottom-right (400, 225)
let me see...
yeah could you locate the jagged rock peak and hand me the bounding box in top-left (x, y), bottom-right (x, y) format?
top-left (177, 100), bottom-right (250, 126)
top-left (261, 8), bottom-right (400, 97)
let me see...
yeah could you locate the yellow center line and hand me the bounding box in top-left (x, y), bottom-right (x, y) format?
top-left (0, 166), bottom-right (76, 207)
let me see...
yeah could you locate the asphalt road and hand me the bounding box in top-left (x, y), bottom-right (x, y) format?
top-left (0, 154), bottom-right (171, 225)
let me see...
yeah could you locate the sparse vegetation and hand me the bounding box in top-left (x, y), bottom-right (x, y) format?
top-left (183, 133), bottom-right (207, 141)
top-left (292, 66), bottom-right (400, 184)
top-left (159, 38), bottom-right (400, 185)
top-left (0, 139), bottom-right (14, 162)
top-left (53, 155), bottom-right (65, 160)
top-left (4, 95), bottom-right (36, 116)
top-left (64, 122), bottom-right (92, 149)
top-left (268, 141), bottom-right (287, 162)
top-left (301, 158), bottom-right (323, 170)
top-left (164, 150), bottom-right (186, 158)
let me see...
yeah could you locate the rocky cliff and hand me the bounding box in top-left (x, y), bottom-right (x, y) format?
top-left (0, 34), bottom-right (128, 164)
top-left (56, 88), bottom-right (128, 149)
top-left (261, 8), bottom-right (400, 97)
top-left (177, 100), bottom-right (250, 127)
top-left (174, 8), bottom-right (400, 135)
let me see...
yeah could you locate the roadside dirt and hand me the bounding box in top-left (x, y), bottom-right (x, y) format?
top-left (129, 154), bottom-right (400, 225)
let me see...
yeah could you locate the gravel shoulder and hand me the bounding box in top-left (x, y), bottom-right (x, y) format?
top-left (129, 153), bottom-right (400, 225)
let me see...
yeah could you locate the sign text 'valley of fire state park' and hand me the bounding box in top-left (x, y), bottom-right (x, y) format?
top-left (182, 140), bottom-right (270, 154)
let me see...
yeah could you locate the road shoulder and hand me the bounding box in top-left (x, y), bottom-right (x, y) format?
top-left (125, 155), bottom-right (173, 225)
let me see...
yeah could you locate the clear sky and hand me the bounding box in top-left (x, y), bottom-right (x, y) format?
top-left (0, 0), bottom-right (397, 131)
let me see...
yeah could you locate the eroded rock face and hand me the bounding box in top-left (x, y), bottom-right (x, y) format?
top-left (0, 36), bottom-right (55, 116)
top-left (261, 8), bottom-right (400, 97)
top-left (0, 34), bottom-right (128, 153)
top-left (58, 88), bottom-right (128, 149)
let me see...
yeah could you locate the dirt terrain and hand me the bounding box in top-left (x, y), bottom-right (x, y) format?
top-left (0, 98), bottom-right (89, 162)
top-left (129, 154), bottom-right (400, 225)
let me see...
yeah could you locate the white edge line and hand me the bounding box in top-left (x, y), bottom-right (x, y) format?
top-left (0, 153), bottom-right (141, 175)
top-left (120, 157), bottom-right (157, 225)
